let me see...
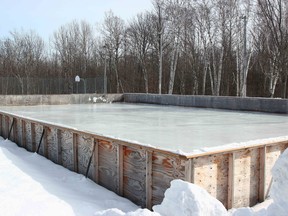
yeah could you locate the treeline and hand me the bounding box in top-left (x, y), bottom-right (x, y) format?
top-left (0, 0), bottom-right (287, 97)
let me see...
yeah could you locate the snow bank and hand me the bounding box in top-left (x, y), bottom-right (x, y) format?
top-left (266, 147), bottom-right (288, 215)
top-left (153, 179), bottom-right (227, 216)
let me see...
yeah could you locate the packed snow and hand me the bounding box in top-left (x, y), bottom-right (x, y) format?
top-left (0, 103), bottom-right (287, 154)
top-left (1, 137), bottom-right (288, 216)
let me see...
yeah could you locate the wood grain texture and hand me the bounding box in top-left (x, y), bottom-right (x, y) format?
top-left (46, 127), bottom-right (58, 162)
top-left (123, 146), bottom-right (146, 207)
top-left (0, 114), bottom-right (2, 137)
top-left (152, 152), bottom-right (186, 206)
top-left (60, 130), bottom-right (74, 171)
top-left (232, 149), bottom-right (260, 208)
top-left (98, 140), bottom-right (118, 192)
top-left (77, 134), bottom-right (93, 177)
top-left (73, 133), bottom-right (79, 173)
top-left (25, 121), bottom-right (32, 152)
top-left (146, 151), bottom-right (153, 209)
top-left (93, 138), bottom-right (99, 183)
top-left (35, 124), bottom-right (44, 154)
top-left (259, 146), bottom-right (267, 202)
top-left (193, 154), bottom-right (229, 208)
top-left (16, 118), bottom-right (22, 146)
top-left (57, 129), bottom-right (62, 165)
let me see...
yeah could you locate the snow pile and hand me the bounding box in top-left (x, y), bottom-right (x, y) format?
top-left (0, 137), bottom-right (139, 216)
top-left (266, 147), bottom-right (288, 215)
top-left (153, 179), bottom-right (227, 216)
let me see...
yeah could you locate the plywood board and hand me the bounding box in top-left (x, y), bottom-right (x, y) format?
top-left (232, 149), bottom-right (260, 208)
top-left (123, 146), bottom-right (146, 207)
top-left (77, 134), bottom-right (93, 177)
top-left (60, 130), bottom-right (74, 171)
top-left (25, 121), bottom-right (33, 152)
top-left (152, 152), bottom-right (185, 206)
top-left (193, 154), bottom-right (229, 208)
top-left (98, 140), bottom-right (118, 192)
top-left (46, 127), bottom-right (58, 163)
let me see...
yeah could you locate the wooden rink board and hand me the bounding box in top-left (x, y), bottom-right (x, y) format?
top-left (0, 112), bottom-right (287, 209)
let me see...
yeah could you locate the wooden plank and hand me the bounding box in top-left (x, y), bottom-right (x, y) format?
top-left (93, 138), bottom-right (99, 183)
top-left (12, 118), bottom-right (17, 143)
top-left (152, 152), bottom-right (186, 206)
top-left (21, 120), bottom-right (26, 148)
top-left (0, 114), bottom-right (2, 137)
top-left (60, 130), bottom-right (74, 171)
top-left (31, 122), bottom-right (36, 151)
top-left (117, 144), bottom-right (124, 196)
top-left (43, 126), bottom-right (48, 158)
top-left (77, 134), bottom-right (93, 176)
top-left (57, 129), bottom-right (62, 165)
top-left (73, 133), bottom-right (79, 173)
top-left (146, 151), bottom-right (153, 210)
top-left (98, 140), bottom-right (118, 192)
top-left (227, 152), bottom-right (235, 209)
top-left (259, 146), bottom-right (266, 202)
top-left (185, 158), bottom-right (194, 183)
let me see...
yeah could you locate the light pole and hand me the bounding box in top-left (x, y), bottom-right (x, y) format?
top-left (75, 75), bottom-right (86, 94)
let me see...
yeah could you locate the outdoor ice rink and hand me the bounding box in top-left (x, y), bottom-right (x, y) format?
top-left (1, 103), bottom-right (287, 153)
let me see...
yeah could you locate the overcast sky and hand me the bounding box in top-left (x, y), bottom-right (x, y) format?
top-left (0, 0), bottom-right (153, 41)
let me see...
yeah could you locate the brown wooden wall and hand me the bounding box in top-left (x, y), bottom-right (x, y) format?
top-left (0, 112), bottom-right (287, 209)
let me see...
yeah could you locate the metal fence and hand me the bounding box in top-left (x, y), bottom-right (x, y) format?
top-left (0, 77), bottom-right (104, 95)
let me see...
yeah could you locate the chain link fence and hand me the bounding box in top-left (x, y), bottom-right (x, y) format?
top-left (0, 77), bottom-right (104, 95)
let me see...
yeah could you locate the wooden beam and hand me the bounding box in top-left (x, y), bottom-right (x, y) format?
top-left (259, 146), bottom-right (266, 202)
top-left (73, 133), bottom-right (78, 173)
top-left (145, 151), bottom-right (153, 210)
top-left (57, 129), bottom-right (62, 165)
top-left (185, 159), bottom-right (194, 183)
top-left (93, 138), bottom-right (99, 183)
top-left (0, 114), bottom-right (2, 137)
top-left (43, 126), bottom-right (48, 158)
top-left (12, 118), bottom-right (17, 143)
top-left (227, 152), bottom-right (235, 209)
top-left (117, 144), bottom-right (124, 196)
top-left (21, 120), bottom-right (26, 148)
top-left (31, 123), bottom-right (36, 151)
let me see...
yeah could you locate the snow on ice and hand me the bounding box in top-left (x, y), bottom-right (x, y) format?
top-left (0, 137), bottom-right (288, 216)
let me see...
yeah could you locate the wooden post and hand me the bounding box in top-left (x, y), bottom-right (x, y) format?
top-left (0, 114), bottom-right (2, 137)
top-left (12, 118), bottom-right (17, 143)
top-left (259, 146), bottom-right (267, 202)
top-left (146, 151), bottom-right (153, 210)
top-left (31, 123), bottom-right (36, 151)
top-left (93, 138), bottom-right (99, 183)
top-left (117, 144), bottom-right (124, 196)
top-left (21, 120), bottom-right (26, 148)
top-left (57, 129), bottom-right (63, 165)
top-left (185, 159), bottom-right (194, 183)
top-left (43, 126), bottom-right (48, 158)
top-left (227, 152), bottom-right (235, 209)
top-left (73, 133), bottom-right (79, 173)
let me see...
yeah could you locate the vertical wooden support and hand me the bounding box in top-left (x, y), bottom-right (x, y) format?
top-left (259, 146), bottom-right (267, 202)
top-left (146, 151), bottom-right (153, 210)
top-left (57, 129), bottom-right (62, 165)
top-left (228, 152), bottom-right (235, 209)
top-left (185, 158), bottom-right (194, 183)
top-left (12, 118), bottom-right (17, 143)
top-left (43, 126), bottom-right (48, 158)
top-left (5, 116), bottom-right (9, 139)
top-left (0, 114), bottom-right (2, 137)
top-left (31, 123), bottom-right (36, 151)
top-left (21, 120), bottom-right (26, 148)
top-left (117, 144), bottom-right (124, 196)
top-left (73, 133), bottom-right (79, 173)
top-left (93, 138), bottom-right (99, 183)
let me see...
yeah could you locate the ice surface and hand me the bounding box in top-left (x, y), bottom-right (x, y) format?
top-left (0, 103), bottom-right (287, 153)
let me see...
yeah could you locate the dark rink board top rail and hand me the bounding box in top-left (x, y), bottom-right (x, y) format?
top-left (1, 109), bottom-right (287, 210)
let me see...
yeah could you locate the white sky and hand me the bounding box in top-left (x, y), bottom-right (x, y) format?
top-left (0, 0), bottom-right (153, 41)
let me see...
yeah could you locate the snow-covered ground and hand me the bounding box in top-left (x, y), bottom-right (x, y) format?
top-left (0, 103), bottom-right (287, 154)
top-left (1, 137), bottom-right (287, 216)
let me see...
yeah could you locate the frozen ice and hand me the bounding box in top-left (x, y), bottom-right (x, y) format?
top-left (0, 103), bottom-right (287, 154)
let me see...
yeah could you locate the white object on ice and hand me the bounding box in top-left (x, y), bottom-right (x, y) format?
top-left (153, 179), bottom-right (228, 216)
